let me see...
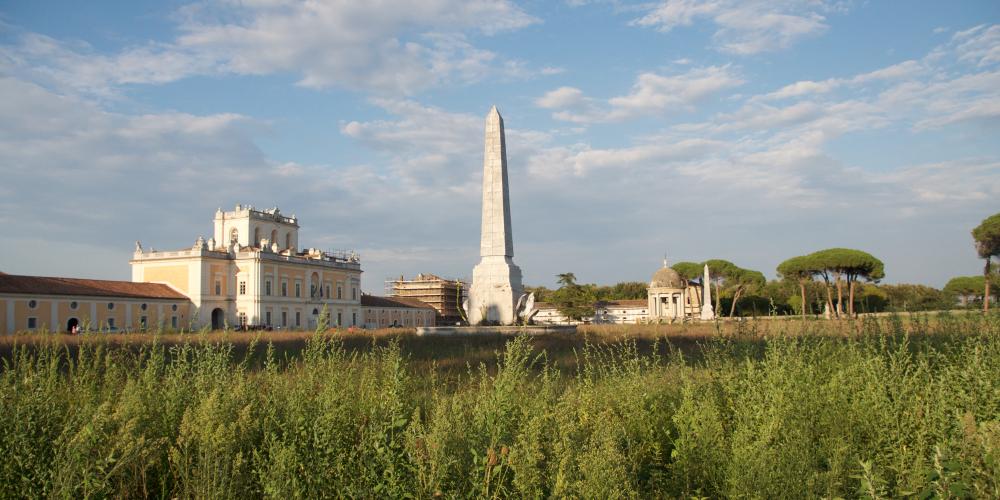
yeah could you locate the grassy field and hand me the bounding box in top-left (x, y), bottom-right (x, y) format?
top-left (1, 313), bottom-right (998, 498)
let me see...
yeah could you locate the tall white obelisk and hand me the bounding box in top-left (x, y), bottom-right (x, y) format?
top-left (700, 264), bottom-right (715, 320)
top-left (467, 106), bottom-right (523, 325)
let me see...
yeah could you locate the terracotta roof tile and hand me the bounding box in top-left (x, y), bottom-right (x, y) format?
top-left (0, 274), bottom-right (188, 300)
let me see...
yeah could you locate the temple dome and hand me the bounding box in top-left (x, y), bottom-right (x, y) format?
top-left (650, 265), bottom-right (685, 289)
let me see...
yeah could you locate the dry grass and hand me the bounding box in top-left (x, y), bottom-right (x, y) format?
top-left (0, 311), bottom-right (986, 375)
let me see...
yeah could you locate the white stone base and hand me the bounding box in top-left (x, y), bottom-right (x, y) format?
top-left (467, 256), bottom-right (523, 325)
top-left (700, 305), bottom-right (715, 321)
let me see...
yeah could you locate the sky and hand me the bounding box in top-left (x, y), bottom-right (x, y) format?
top-left (0, 0), bottom-right (998, 292)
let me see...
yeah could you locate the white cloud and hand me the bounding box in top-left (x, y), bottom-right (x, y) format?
top-left (632, 0), bottom-right (845, 54)
top-left (0, 33), bottom-right (212, 97)
top-left (763, 79), bottom-right (839, 100)
top-left (0, 0), bottom-right (542, 96)
top-left (751, 25), bottom-right (1000, 131)
top-left (2, 61), bottom-right (995, 289)
top-left (175, 0), bottom-right (540, 93)
top-left (339, 98), bottom-right (875, 216)
top-left (761, 60), bottom-right (925, 101)
top-left (952, 24), bottom-right (1000, 67)
top-left (0, 77), bottom-right (268, 237)
top-left (536, 87), bottom-right (587, 108)
top-left (0, 77), bottom-right (491, 289)
top-left (852, 59), bottom-right (924, 83)
top-left (608, 65), bottom-right (744, 118)
top-left (527, 138), bottom-right (722, 178)
top-left (879, 159), bottom-right (1000, 203)
top-left (539, 65), bottom-right (743, 123)
top-left (712, 100), bottom-right (827, 132)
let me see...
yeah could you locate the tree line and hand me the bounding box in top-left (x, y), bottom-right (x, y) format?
top-left (529, 211), bottom-right (1000, 319)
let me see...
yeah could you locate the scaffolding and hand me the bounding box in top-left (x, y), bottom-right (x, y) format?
top-left (387, 273), bottom-right (467, 325)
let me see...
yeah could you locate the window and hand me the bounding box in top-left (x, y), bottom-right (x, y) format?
top-left (172, 304), bottom-right (178, 312)
top-left (352, 288), bottom-right (357, 301)
top-left (312, 308), bottom-right (319, 315)
top-left (281, 281), bottom-right (288, 297)
top-left (352, 312), bottom-right (357, 326)
top-left (238, 312), bottom-right (247, 326)
top-left (140, 316), bottom-right (148, 329)
top-left (285, 233), bottom-right (291, 249)
top-left (215, 280), bottom-right (222, 295)
top-left (28, 300), bottom-right (37, 309)
top-left (107, 318), bottom-right (116, 329)
top-left (239, 281), bottom-right (247, 295)
top-left (141, 303), bottom-right (148, 311)
top-left (171, 316), bottom-right (178, 329)
top-left (337, 312), bottom-right (342, 326)
top-left (281, 311), bottom-right (287, 327)
top-left (265, 311), bottom-right (272, 326)
top-left (295, 311), bottom-right (301, 327)
top-left (295, 282), bottom-right (301, 298)
top-left (70, 301), bottom-right (78, 310)
top-left (325, 285), bottom-right (331, 298)
top-left (107, 302), bottom-right (115, 311)
top-left (337, 286), bottom-right (343, 299)
top-left (254, 227), bottom-right (261, 246)
top-left (27, 317), bottom-right (37, 329)
top-left (265, 280), bottom-right (271, 296)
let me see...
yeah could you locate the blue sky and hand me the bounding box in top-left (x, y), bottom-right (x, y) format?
top-left (1, 0), bottom-right (998, 292)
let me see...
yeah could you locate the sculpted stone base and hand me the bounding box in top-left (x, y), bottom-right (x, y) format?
top-left (467, 256), bottom-right (523, 325)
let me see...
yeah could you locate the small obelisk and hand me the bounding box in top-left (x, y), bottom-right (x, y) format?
top-left (700, 264), bottom-right (715, 320)
top-left (467, 106), bottom-right (523, 325)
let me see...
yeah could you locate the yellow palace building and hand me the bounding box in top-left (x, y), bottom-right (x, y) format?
top-left (131, 204), bottom-right (363, 330)
top-left (0, 273), bottom-right (191, 334)
top-left (2, 205), bottom-right (435, 334)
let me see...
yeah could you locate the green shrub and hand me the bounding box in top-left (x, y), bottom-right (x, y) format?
top-left (0, 314), bottom-right (998, 497)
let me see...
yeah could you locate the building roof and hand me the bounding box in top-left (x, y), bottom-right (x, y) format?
top-left (0, 274), bottom-right (188, 300)
top-left (650, 265), bottom-right (686, 289)
top-left (361, 294), bottom-right (436, 310)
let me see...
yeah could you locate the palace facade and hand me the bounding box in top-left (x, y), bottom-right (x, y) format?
top-left (0, 273), bottom-right (192, 334)
top-left (2, 205), bottom-right (434, 334)
top-left (131, 205), bottom-right (364, 330)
